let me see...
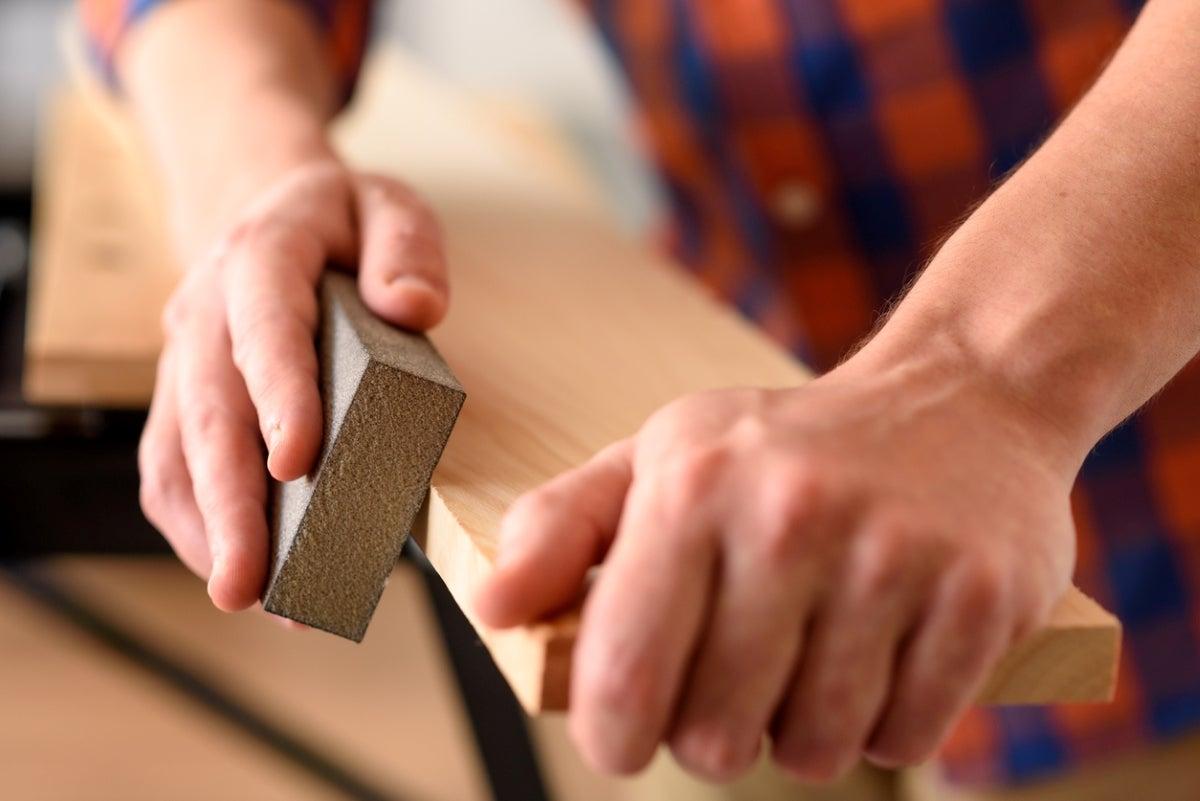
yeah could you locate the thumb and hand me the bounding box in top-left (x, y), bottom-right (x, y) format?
top-left (475, 439), bottom-right (634, 628)
top-left (353, 174), bottom-right (449, 331)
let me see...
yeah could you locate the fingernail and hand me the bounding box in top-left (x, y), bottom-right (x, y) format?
top-left (387, 274), bottom-right (436, 293)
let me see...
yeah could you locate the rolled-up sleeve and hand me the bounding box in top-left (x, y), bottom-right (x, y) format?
top-left (79, 0), bottom-right (375, 103)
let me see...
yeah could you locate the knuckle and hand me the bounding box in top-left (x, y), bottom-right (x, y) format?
top-left (224, 216), bottom-right (317, 270)
top-left (729, 412), bottom-right (769, 447)
top-left (138, 478), bottom-right (166, 525)
top-left (568, 716), bottom-right (643, 777)
top-left (250, 369), bottom-right (303, 417)
top-left (162, 269), bottom-right (220, 336)
top-left (137, 455), bottom-right (182, 531)
top-left (753, 522), bottom-right (802, 569)
top-left (379, 202), bottom-right (433, 242)
top-left (506, 489), bottom-right (559, 530)
top-left (852, 529), bottom-right (911, 598)
top-left (778, 458), bottom-right (825, 519)
top-left (161, 292), bottom-right (189, 334)
top-left (773, 738), bottom-right (856, 783)
top-left (580, 651), bottom-right (660, 722)
top-left (230, 310), bottom-right (314, 378)
top-left (362, 174), bottom-right (415, 204)
top-left (671, 724), bottom-right (756, 782)
top-left (224, 216), bottom-right (276, 252)
top-left (754, 463), bottom-right (826, 563)
top-left (228, 308), bottom-right (280, 371)
top-left (644, 390), bottom-right (719, 433)
top-left (670, 446), bottom-right (727, 496)
top-left (137, 443), bottom-right (168, 513)
top-left (815, 678), bottom-right (861, 726)
top-left (957, 554), bottom-right (1010, 622)
top-left (867, 735), bottom-right (936, 769)
top-left (185, 399), bottom-right (232, 444)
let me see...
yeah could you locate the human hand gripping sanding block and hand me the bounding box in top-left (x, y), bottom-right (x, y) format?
top-left (263, 271), bottom-right (465, 641)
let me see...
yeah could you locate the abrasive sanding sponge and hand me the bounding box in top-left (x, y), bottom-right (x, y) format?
top-left (263, 271), bottom-right (465, 641)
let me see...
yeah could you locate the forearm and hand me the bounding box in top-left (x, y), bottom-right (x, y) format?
top-left (115, 0), bottom-right (341, 259)
top-left (857, 0), bottom-right (1200, 463)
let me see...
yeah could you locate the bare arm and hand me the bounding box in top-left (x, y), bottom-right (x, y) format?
top-left (864, 0), bottom-right (1200, 462)
top-left (117, 0), bottom-right (340, 257)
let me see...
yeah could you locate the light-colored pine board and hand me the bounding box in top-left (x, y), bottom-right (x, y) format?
top-left (0, 575), bottom-right (335, 801)
top-left (23, 90), bottom-right (174, 408)
top-left (27, 557), bottom-right (490, 801)
top-left (977, 587), bottom-right (1120, 704)
top-left (27, 49), bottom-right (1119, 715)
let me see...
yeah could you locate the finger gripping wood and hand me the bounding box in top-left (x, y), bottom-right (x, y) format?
top-left (263, 272), bottom-right (465, 642)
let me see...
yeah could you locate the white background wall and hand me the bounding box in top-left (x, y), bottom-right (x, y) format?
top-left (383, 0), bottom-right (661, 232)
top-left (0, 0), bottom-right (663, 231)
top-left (0, 0), bottom-right (73, 188)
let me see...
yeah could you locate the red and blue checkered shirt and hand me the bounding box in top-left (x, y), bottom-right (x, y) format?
top-left (85, 0), bottom-right (1200, 789)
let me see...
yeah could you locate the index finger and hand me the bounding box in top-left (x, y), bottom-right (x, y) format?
top-left (475, 439), bottom-right (634, 628)
top-left (354, 176), bottom-right (449, 331)
top-left (569, 468), bottom-right (719, 774)
top-left (220, 220), bottom-right (326, 481)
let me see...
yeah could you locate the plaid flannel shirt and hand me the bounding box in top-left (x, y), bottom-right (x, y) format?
top-left (85, 0), bottom-right (1200, 789)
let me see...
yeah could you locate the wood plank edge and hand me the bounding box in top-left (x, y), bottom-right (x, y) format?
top-left (23, 354), bottom-right (157, 408)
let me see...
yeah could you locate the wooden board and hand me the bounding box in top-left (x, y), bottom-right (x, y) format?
top-left (23, 88), bottom-right (175, 408)
top-left (25, 49), bottom-right (1120, 713)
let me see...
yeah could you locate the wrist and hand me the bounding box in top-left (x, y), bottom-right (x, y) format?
top-left (159, 90), bottom-right (338, 261)
top-left (843, 172), bottom-right (1161, 472)
top-left (842, 284), bottom-right (1100, 479)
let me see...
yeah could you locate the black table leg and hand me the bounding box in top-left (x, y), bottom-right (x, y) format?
top-left (402, 538), bottom-right (553, 801)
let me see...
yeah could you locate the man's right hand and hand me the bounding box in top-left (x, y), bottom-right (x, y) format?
top-left (138, 159), bottom-right (450, 610)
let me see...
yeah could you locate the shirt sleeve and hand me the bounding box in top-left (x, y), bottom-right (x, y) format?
top-left (79, 0), bottom-right (375, 104)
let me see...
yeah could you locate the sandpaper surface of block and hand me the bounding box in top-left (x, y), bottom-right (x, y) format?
top-left (264, 272), bottom-right (465, 641)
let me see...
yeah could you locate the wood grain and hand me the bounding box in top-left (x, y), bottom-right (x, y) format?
top-left (26, 49), bottom-right (1120, 714)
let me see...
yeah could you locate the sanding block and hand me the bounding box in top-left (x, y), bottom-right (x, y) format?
top-left (263, 271), bottom-right (465, 641)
